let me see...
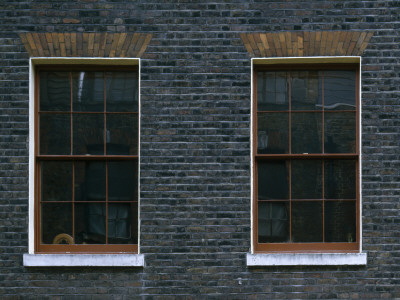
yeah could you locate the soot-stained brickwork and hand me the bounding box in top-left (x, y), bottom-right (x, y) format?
top-left (1, 0), bottom-right (400, 298)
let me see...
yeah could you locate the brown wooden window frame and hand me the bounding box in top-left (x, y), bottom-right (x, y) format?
top-left (35, 65), bottom-right (139, 254)
top-left (253, 63), bottom-right (360, 253)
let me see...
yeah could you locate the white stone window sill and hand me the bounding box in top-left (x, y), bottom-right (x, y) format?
top-left (247, 253), bottom-right (367, 266)
top-left (23, 253), bottom-right (144, 267)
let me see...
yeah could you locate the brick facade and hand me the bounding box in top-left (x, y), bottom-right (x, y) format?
top-left (1, 0), bottom-right (400, 298)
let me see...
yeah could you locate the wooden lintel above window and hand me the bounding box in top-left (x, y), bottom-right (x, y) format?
top-left (19, 32), bottom-right (152, 58)
top-left (240, 31), bottom-right (374, 57)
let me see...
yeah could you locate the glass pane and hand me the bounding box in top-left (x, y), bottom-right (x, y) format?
top-left (257, 72), bottom-right (288, 111)
top-left (106, 72), bottom-right (138, 112)
top-left (291, 71), bottom-right (321, 110)
top-left (291, 112), bottom-right (322, 154)
top-left (325, 112), bottom-right (356, 153)
top-left (324, 71), bottom-right (356, 110)
top-left (325, 200), bottom-right (356, 242)
top-left (108, 203), bottom-right (136, 244)
top-left (72, 72), bottom-right (104, 112)
top-left (106, 114), bottom-right (138, 155)
top-left (325, 160), bottom-right (356, 199)
top-left (257, 113), bottom-right (289, 154)
top-left (75, 203), bottom-right (106, 244)
top-left (39, 114), bottom-right (70, 155)
top-left (258, 201), bottom-right (289, 243)
top-left (291, 160), bottom-right (323, 200)
top-left (258, 160), bottom-right (289, 200)
top-left (41, 203), bottom-right (72, 244)
top-left (74, 161), bottom-right (106, 202)
top-left (108, 161), bottom-right (138, 202)
top-left (41, 161), bottom-right (72, 202)
top-left (73, 114), bottom-right (104, 155)
top-left (39, 71), bottom-right (71, 111)
top-left (291, 201), bottom-right (323, 243)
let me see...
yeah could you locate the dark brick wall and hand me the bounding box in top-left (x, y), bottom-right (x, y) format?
top-left (1, 0), bottom-right (400, 298)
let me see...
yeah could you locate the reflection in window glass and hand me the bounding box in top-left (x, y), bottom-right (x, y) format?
top-left (106, 72), bottom-right (138, 112)
top-left (39, 71), bottom-right (71, 111)
top-left (73, 114), bottom-right (104, 155)
top-left (258, 161), bottom-right (289, 200)
top-left (108, 161), bottom-right (138, 202)
top-left (257, 72), bottom-right (288, 111)
top-left (325, 160), bottom-right (356, 200)
top-left (291, 112), bottom-right (322, 154)
top-left (107, 114), bottom-right (138, 155)
top-left (108, 203), bottom-right (135, 244)
top-left (325, 200), bottom-right (356, 242)
top-left (75, 203), bottom-right (106, 244)
top-left (291, 71), bottom-right (321, 110)
top-left (72, 72), bottom-right (104, 112)
top-left (41, 161), bottom-right (73, 202)
top-left (258, 201), bottom-right (289, 243)
top-left (39, 114), bottom-right (71, 155)
top-left (325, 112), bottom-right (356, 153)
top-left (41, 203), bottom-right (72, 244)
top-left (291, 201), bottom-right (323, 243)
top-left (324, 71), bottom-right (356, 110)
top-left (291, 160), bottom-right (323, 200)
top-left (257, 113), bottom-right (289, 154)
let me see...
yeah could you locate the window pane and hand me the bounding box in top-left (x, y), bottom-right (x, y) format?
top-left (258, 201), bottom-right (289, 243)
top-left (72, 72), bottom-right (104, 112)
top-left (291, 201), bottom-right (323, 243)
top-left (324, 71), bottom-right (356, 110)
top-left (75, 161), bottom-right (106, 202)
top-left (325, 112), bottom-right (356, 153)
top-left (39, 114), bottom-right (70, 155)
top-left (73, 114), bottom-right (104, 155)
top-left (291, 160), bottom-right (323, 200)
top-left (291, 71), bottom-right (321, 111)
top-left (75, 203), bottom-right (106, 244)
top-left (325, 160), bottom-right (356, 199)
top-left (291, 112), bottom-right (322, 154)
top-left (106, 72), bottom-right (138, 112)
top-left (258, 160), bottom-right (289, 200)
top-left (108, 161), bottom-right (138, 202)
top-left (108, 203), bottom-right (136, 244)
top-left (257, 113), bottom-right (289, 154)
top-left (39, 71), bottom-right (71, 112)
top-left (41, 203), bottom-right (72, 244)
top-left (106, 114), bottom-right (138, 155)
top-left (257, 72), bottom-right (288, 111)
top-left (325, 200), bottom-right (356, 242)
top-left (41, 161), bottom-right (72, 202)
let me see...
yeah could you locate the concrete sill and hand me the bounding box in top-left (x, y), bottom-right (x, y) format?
top-left (247, 253), bottom-right (367, 266)
top-left (23, 253), bottom-right (144, 267)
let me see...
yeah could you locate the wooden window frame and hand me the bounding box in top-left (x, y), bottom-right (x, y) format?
top-left (35, 65), bottom-right (139, 254)
top-left (253, 63), bottom-right (360, 253)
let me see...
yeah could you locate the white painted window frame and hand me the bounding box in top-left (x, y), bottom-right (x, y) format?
top-left (249, 57), bottom-right (367, 266)
top-left (25, 57), bottom-right (144, 267)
